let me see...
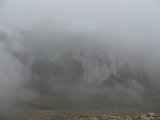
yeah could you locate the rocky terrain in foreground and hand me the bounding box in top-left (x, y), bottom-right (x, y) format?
top-left (78, 113), bottom-right (160, 120)
top-left (5, 110), bottom-right (159, 120)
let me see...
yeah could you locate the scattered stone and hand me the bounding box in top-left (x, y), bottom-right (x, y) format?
top-left (148, 113), bottom-right (158, 118)
top-left (77, 113), bottom-right (159, 120)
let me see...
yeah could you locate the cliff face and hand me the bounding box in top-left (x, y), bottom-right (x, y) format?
top-left (72, 40), bottom-right (157, 88)
top-left (21, 28), bottom-right (160, 100)
top-left (1, 27), bottom-right (160, 108)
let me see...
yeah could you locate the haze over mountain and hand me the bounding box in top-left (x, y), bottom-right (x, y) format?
top-left (0, 0), bottom-right (160, 115)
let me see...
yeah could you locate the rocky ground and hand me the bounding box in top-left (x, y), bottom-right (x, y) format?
top-left (1, 97), bottom-right (160, 120)
top-left (5, 110), bottom-right (160, 120)
top-left (77, 112), bottom-right (160, 120)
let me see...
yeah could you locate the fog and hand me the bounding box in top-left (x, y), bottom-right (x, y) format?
top-left (1, 0), bottom-right (160, 116)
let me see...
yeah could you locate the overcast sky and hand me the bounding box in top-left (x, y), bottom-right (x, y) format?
top-left (1, 0), bottom-right (160, 60)
top-left (0, 0), bottom-right (160, 31)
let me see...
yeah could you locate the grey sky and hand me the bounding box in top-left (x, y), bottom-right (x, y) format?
top-left (0, 0), bottom-right (160, 61)
top-left (1, 0), bottom-right (160, 62)
top-left (1, 0), bottom-right (160, 31)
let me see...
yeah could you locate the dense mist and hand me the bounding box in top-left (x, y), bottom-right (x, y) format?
top-left (1, 0), bottom-right (160, 116)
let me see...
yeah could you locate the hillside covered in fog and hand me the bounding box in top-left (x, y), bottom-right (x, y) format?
top-left (1, 27), bottom-right (160, 112)
top-left (1, 1), bottom-right (160, 119)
